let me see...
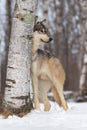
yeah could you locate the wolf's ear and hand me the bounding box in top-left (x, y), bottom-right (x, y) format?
top-left (41, 19), bottom-right (46, 23)
top-left (35, 16), bottom-right (38, 24)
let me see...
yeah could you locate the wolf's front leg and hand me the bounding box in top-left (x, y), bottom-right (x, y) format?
top-left (32, 76), bottom-right (40, 110)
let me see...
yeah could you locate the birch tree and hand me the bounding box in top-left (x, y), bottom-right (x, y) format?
top-left (3, 0), bottom-right (37, 116)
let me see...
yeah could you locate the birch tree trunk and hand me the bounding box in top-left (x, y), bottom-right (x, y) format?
top-left (3, 0), bottom-right (37, 116)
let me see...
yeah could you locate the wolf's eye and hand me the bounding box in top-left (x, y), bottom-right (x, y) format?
top-left (41, 29), bottom-right (45, 33)
top-left (39, 30), bottom-right (44, 33)
top-left (41, 30), bottom-right (44, 32)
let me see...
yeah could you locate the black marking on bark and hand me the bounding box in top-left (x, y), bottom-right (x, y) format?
top-left (30, 10), bottom-right (34, 13)
top-left (12, 52), bottom-right (20, 55)
top-left (21, 35), bottom-right (25, 38)
top-left (26, 35), bottom-right (33, 40)
top-left (23, 8), bottom-right (34, 13)
top-left (7, 101), bottom-right (15, 105)
top-left (15, 13), bottom-right (24, 21)
top-left (23, 8), bottom-right (28, 11)
top-left (21, 35), bottom-right (33, 40)
top-left (20, 18), bottom-right (24, 21)
top-left (25, 80), bottom-right (30, 84)
top-left (11, 96), bottom-right (29, 100)
top-left (6, 84), bottom-right (12, 88)
top-left (8, 66), bottom-right (15, 69)
top-left (6, 79), bottom-right (16, 84)
top-left (8, 90), bottom-right (11, 91)
top-left (15, 52), bottom-right (20, 54)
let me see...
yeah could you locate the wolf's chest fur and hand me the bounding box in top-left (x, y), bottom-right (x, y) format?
top-left (32, 49), bottom-right (52, 80)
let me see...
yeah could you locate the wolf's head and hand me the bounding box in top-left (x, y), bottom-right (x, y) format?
top-left (33, 16), bottom-right (52, 44)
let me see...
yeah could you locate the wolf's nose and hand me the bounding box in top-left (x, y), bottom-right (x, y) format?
top-left (49, 38), bottom-right (53, 42)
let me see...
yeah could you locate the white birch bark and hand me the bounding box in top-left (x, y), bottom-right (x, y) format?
top-left (4, 0), bottom-right (37, 111)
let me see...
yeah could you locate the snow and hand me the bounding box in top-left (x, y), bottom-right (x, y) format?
top-left (0, 102), bottom-right (87, 130)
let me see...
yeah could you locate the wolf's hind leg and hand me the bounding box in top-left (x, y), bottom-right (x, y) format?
top-left (54, 83), bottom-right (68, 111)
top-left (51, 87), bottom-right (62, 107)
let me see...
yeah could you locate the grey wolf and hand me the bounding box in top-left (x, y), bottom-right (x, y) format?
top-left (30, 17), bottom-right (68, 111)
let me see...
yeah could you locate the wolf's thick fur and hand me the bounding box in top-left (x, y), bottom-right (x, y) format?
top-left (31, 18), bottom-right (68, 111)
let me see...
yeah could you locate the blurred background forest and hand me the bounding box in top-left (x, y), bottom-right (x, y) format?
top-left (0, 0), bottom-right (87, 101)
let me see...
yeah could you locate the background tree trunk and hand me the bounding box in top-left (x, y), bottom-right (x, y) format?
top-left (3, 0), bottom-right (37, 116)
top-left (62, 0), bottom-right (83, 91)
top-left (0, 0), bottom-right (11, 100)
top-left (79, 0), bottom-right (87, 96)
top-left (47, 0), bottom-right (83, 91)
top-left (37, 0), bottom-right (44, 20)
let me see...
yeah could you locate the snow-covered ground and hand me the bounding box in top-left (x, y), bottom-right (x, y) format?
top-left (0, 102), bottom-right (87, 130)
